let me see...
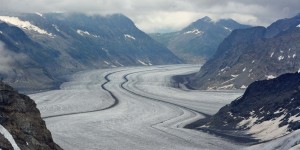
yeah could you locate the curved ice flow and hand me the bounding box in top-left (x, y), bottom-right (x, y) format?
top-left (30, 65), bottom-right (244, 150)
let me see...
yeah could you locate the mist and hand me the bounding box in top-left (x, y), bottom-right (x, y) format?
top-left (0, 41), bottom-right (26, 74)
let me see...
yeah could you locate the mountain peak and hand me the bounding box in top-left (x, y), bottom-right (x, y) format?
top-left (200, 16), bottom-right (213, 22)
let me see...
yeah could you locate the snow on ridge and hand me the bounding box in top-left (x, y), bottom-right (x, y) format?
top-left (184, 28), bottom-right (203, 35)
top-left (0, 125), bottom-right (20, 150)
top-left (124, 34), bottom-right (136, 40)
top-left (0, 16), bottom-right (52, 36)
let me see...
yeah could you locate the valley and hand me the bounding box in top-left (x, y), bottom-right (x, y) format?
top-left (29, 65), bottom-right (245, 150)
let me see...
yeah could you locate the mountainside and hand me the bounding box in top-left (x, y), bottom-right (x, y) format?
top-left (149, 17), bottom-right (250, 63)
top-left (197, 72), bottom-right (300, 146)
top-left (0, 12), bottom-right (181, 91)
top-left (183, 14), bottom-right (300, 89)
top-left (0, 81), bottom-right (62, 149)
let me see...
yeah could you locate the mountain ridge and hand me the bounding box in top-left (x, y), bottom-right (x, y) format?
top-left (149, 16), bottom-right (250, 63)
top-left (0, 12), bottom-right (182, 91)
top-left (181, 13), bottom-right (300, 90)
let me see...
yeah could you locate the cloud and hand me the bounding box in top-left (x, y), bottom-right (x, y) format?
top-left (0, 0), bottom-right (299, 32)
top-left (0, 41), bottom-right (27, 74)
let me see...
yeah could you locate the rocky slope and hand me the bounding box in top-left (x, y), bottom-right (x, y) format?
top-left (182, 13), bottom-right (300, 89)
top-left (0, 81), bottom-right (61, 149)
top-left (149, 17), bottom-right (250, 63)
top-left (196, 72), bottom-right (300, 144)
top-left (0, 12), bottom-right (181, 91)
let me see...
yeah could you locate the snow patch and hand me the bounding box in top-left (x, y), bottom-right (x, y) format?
top-left (278, 55), bottom-right (284, 61)
top-left (231, 74), bottom-right (239, 78)
top-left (115, 61), bottom-right (124, 67)
top-left (104, 61), bottom-right (110, 65)
top-left (0, 31), bottom-right (2, 34)
top-left (293, 54), bottom-right (296, 58)
top-left (138, 60), bottom-right (148, 66)
top-left (124, 34), bottom-right (136, 40)
top-left (184, 28), bottom-right (203, 35)
top-left (0, 16), bottom-right (52, 36)
top-left (77, 30), bottom-right (100, 38)
top-left (240, 85), bottom-right (247, 89)
top-left (266, 75), bottom-right (276, 80)
top-left (218, 84), bottom-right (234, 89)
top-left (238, 116), bottom-right (258, 128)
top-left (35, 12), bottom-right (44, 18)
top-left (297, 24), bottom-right (300, 28)
top-left (270, 52), bottom-right (274, 57)
top-left (52, 24), bottom-right (60, 32)
top-left (248, 115), bottom-right (288, 141)
top-left (243, 67), bottom-right (246, 72)
top-left (0, 125), bottom-right (20, 150)
top-left (224, 26), bottom-right (232, 31)
top-left (288, 115), bottom-right (300, 122)
top-left (252, 60), bottom-right (255, 63)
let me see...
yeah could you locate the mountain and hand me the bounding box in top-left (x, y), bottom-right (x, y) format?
top-left (194, 72), bottom-right (300, 148)
top-left (0, 81), bottom-right (62, 149)
top-left (181, 14), bottom-right (300, 90)
top-left (0, 13), bottom-right (181, 91)
top-left (149, 17), bottom-right (250, 63)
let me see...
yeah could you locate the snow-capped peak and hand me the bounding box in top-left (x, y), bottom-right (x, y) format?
top-left (0, 16), bottom-right (52, 36)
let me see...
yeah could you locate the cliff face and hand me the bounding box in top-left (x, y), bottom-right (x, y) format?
top-left (0, 82), bottom-right (62, 150)
top-left (200, 72), bottom-right (300, 141)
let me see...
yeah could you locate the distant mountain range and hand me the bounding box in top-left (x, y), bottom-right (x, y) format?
top-left (196, 72), bottom-right (300, 148)
top-left (0, 13), bottom-right (181, 91)
top-left (149, 17), bottom-right (250, 63)
top-left (181, 13), bottom-right (300, 89)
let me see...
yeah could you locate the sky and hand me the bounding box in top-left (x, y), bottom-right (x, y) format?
top-left (0, 0), bottom-right (299, 33)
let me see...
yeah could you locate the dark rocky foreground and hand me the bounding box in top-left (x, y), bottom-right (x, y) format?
top-left (0, 81), bottom-right (62, 150)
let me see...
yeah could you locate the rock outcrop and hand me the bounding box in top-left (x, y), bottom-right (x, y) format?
top-left (0, 81), bottom-right (62, 150)
top-left (197, 72), bottom-right (300, 142)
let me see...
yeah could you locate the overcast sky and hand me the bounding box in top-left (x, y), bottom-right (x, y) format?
top-left (1, 0), bottom-right (299, 33)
